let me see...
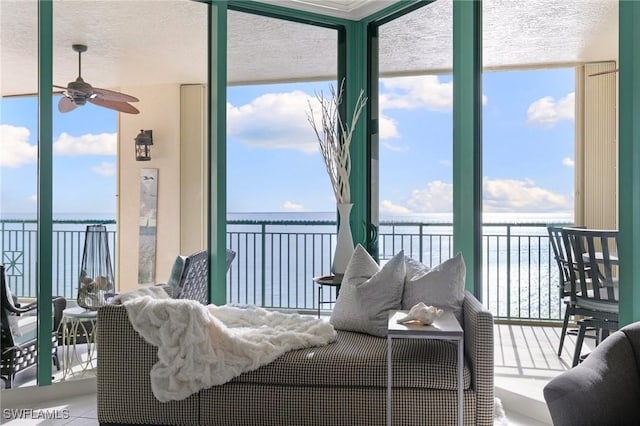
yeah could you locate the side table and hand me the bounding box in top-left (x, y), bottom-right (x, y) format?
top-left (312, 275), bottom-right (342, 317)
top-left (387, 310), bottom-right (464, 426)
top-left (60, 306), bottom-right (98, 379)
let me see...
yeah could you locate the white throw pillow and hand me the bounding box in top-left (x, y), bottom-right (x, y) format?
top-left (402, 252), bottom-right (466, 324)
top-left (330, 245), bottom-right (405, 337)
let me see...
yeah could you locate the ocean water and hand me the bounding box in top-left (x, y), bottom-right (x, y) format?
top-left (1, 211), bottom-right (573, 320)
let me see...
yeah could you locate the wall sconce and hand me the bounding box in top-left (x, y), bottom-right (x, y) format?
top-left (135, 130), bottom-right (153, 161)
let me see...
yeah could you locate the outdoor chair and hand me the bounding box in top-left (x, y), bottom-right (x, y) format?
top-left (548, 225), bottom-right (592, 356)
top-left (164, 249), bottom-right (236, 305)
top-left (1, 265), bottom-right (67, 388)
top-left (562, 227), bottom-right (619, 367)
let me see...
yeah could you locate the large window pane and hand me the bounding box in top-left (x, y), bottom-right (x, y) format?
top-left (227, 10), bottom-right (338, 310)
top-left (378, 0), bottom-right (454, 265)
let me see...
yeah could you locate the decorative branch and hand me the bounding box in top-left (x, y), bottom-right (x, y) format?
top-left (307, 81), bottom-right (367, 204)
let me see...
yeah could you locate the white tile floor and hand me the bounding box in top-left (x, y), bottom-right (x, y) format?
top-left (0, 324), bottom-right (596, 425)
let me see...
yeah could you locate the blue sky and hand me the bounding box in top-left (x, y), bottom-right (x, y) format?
top-left (0, 68), bottom-right (574, 219)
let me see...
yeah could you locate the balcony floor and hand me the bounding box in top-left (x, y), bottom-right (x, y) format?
top-left (1, 323), bottom-right (596, 425)
top-left (494, 322), bottom-right (596, 425)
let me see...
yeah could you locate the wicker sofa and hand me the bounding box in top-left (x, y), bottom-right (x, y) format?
top-left (96, 291), bottom-right (493, 426)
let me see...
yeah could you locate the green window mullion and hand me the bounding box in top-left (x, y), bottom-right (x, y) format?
top-left (37, 0), bottom-right (54, 386)
top-left (452, 0), bottom-right (483, 296)
top-left (208, 1), bottom-right (228, 305)
top-left (342, 21), bottom-right (370, 251)
top-left (618, 0), bottom-right (640, 326)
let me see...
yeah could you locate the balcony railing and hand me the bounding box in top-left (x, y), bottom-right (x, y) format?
top-left (1, 219), bottom-right (570, 321)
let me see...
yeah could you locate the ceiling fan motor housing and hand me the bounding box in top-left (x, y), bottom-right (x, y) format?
top-left (67, 78), bottom-right (93, 105)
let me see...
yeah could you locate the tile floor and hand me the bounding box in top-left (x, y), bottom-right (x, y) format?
top-left (0, 324), bottom-right (596, 425)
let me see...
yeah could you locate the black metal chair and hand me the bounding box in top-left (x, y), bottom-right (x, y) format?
top-left (548, 225), bottom-right (592, 356)
top-left (172, 249), bottom-right (236, 305)
top-left (1, 265), bottom-right (66, 388)
top-left (548, 225), bottom-right (575, 355)
top-left (562, 228), bottom-right (619, 367)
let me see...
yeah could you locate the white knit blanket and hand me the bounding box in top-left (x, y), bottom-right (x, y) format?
top-left (122, 294), bottom-right (336, 402)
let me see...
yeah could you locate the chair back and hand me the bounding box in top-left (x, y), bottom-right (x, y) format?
top-left (562, 228), bottom-right (619, 310)
top-left (547, 226), bottom-right (573, 298)
top-left (1, 265), bottom-right (16, 348)
top-left (173, 249), bottom-right (236, 305)
top-left (174, 250), bottom-right (209, 304)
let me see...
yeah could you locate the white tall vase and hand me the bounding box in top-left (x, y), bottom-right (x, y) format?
top-left (332, 203), bottom-right (354, 279)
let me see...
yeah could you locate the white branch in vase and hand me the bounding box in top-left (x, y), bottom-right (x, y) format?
top-left (307, 82), bottom-right (367, 205)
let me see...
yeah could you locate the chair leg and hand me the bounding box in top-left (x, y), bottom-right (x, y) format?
top-left (53, 351), bottom-right (61, 371)
top-left (572, 322), bottom-right (588, 367)
top-left (1, 375), bottom-right (11, 389)
top-left (558, 303), bottom-right (571, 356)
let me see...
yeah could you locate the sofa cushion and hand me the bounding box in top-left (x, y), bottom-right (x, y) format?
top-left (231, 329), bottom-right (471, 390)
top-left (402, 253), bottom-right (466, 324)
top-left (330, 245), bottom-right (405, 337)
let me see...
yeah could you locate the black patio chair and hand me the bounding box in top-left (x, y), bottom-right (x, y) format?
top-left (172, 249), bottom-right (236, 305)
top-left (1, 265), bottom-right (66, 388)
top-left (562, 228), bottom-right (619, 367)
top-left (548, 225), bottom-right (591, 356)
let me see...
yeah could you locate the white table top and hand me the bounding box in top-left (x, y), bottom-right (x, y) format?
top-left (387, 310), bottom-right (462, 338)
top-left (63, 306), bottom-right (98, 319)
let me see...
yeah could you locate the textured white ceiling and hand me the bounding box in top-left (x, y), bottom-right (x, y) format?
top-left (0, 0), bottom-right (618, 97)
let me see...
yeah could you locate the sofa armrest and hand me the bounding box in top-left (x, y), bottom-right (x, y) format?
top-left (544, 324), bottom-right (640, 426)
top-left (463, 290), bottom-right (494, 425)
top-left (97, 304), bottom-right (199, 425)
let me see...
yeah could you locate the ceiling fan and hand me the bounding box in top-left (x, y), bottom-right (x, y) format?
top-left (54, 44), bottom-right (140, 114)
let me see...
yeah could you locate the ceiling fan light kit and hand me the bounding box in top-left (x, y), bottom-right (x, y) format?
top-left (54, 44), bottom-right (140, 114)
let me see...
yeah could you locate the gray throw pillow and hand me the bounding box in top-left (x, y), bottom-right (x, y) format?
top-left (330, 245), bottom-right (405, 337)
top-left (402, 252), bottom-right (466, 324)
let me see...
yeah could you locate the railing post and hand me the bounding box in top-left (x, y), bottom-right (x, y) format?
top-left (419, 224), bottom-right (424, 263)
top-left (506, 224), bottom-right (511, 319)
top-left (261, 223), bottom-right (266, 307)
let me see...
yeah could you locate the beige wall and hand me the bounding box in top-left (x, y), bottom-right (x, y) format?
top-left (575, 62), bottom-right (618, 229)
top-left (117, 84), bottom-right (182, 292)
top-left (116, 84), bottom-right (208, 292)
top-left (180, 84), bottom-right (208, 254)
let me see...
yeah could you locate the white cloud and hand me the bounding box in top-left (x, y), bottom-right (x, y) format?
top-left (562, 157), bottom-right (575, 168)
top-left (439, 160), bottom-right (452, 167)
top-left (28, 194), bottom-right (37, 203)
top-left (381, 141), bottom-right (409, 152)
top-left (53, 132), bottom-right (117, 156)
top-left (380, 178), bottom-right (571, 214)
top-left (1, 126), bottom-right (117, 168)
top-left (406, 180), bottom-right (454, 213)
top-left (378, 76), bottom-right (487, 141)
top-left (380, 200), bottom-right (412, 215)
top-left (91, 161), bottom-right (116, 177)
top-left (379, 114), bottom-right (400, 140)
top-left (526, 92), bottom-right (575, 127)
top-left (484, 177), bottom-right (571, 212)
top-left (227, 91), bottom-right (319, 154)
top-left (282, 201), bottom-right (304, 212)
top-left (381, 76), bottom-right (454, 112)
top-left (0, 124), bottom-right (37, 167)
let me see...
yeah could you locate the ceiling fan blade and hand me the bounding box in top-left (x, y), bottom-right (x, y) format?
top-left (92, 87), bottom-right (139, 103)
top-left (58, 96), bottom-right (77, 113)
top-left (89, 98), bottom-right (140, 114)
top-left (53, 84), bottom-right (68, 90)
top-left (589, 69), bottom-right (619, 77)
